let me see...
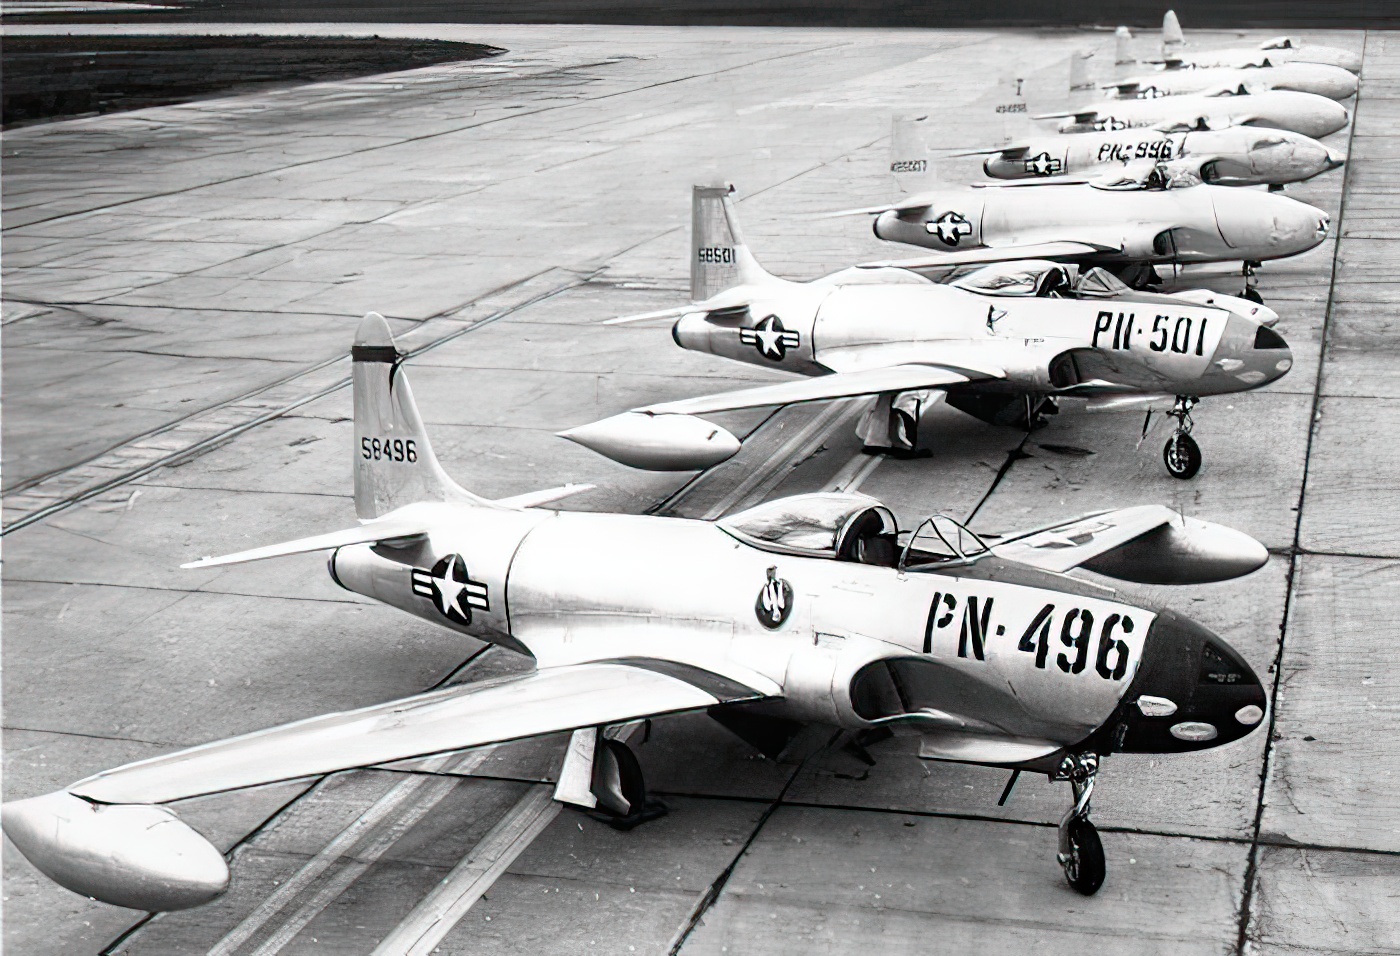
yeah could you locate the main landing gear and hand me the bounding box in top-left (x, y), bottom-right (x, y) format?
top-left (1054, 752), bottom-right (1105, 896)
top-left (555, 728), bottom-right (667, 832)
top-left (1162, 396), bottom-right (1201, 480)
top-left (1242, 260), bottom-right (1264, 304)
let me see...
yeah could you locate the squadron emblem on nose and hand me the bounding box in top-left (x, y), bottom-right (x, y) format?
top-left (411, 554), bottom-right (489, 626)
top-left (755, 566), bottom-right (794, 629)
top-left (927, 211), bottom-right (973, 246)
top-left (740, 314), bottom-right (801, 361)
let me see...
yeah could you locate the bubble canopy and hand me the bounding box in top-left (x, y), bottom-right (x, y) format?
top-left (717, 492), bottom-right (898, 562)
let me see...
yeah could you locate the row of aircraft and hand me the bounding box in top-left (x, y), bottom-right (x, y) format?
top-left (3, 14), bottom-right (1353, 924)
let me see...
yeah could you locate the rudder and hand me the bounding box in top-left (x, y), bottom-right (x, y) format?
top-left (352, 312), bottom-right (478, 519)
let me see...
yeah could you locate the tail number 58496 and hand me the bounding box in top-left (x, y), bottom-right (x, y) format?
top-left (361, 438), bottom-right (418, 462)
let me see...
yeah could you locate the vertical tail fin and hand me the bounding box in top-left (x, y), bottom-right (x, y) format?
top-left (992, 72), bottom-right (1031, 146)
top-left (1162, 10), bottom-right (1184, 53)
top-left (1115, 26), bottom-right (1136, 67)
top-left (352, 313), bottom-right (478, 519)
top-left (890, 114), bottom-right (937, 193)
top-left (1069, 50), bottom-right (1096, 96)
top-left (690, 184), bottom-right (776, 301)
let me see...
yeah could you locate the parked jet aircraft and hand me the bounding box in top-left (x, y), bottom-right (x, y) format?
top-left (1038, 86), bottom-right (1349, 140)
top-left (832, 117), bottom-right (1330, 296)
top-left (1157, 10), bottom-right (1362, 73)
top-left (2, 313), bottom-right (1272, 911)
top-left (1106, 61), bottom-right (1358, 102)
top-left (563, 186), bottom-right (1291, 479)
top-left (970, 125), bottom-right (1344, 188)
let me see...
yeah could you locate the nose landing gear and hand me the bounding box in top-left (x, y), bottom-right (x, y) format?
top-left (1161, 396), bottom-right (1201, 480)
top-left (1054, 752), bottom-right (1105, 896)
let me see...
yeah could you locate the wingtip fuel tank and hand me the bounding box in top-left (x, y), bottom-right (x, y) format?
top-left (558, 412), bottom-right (740, 471)
top-left (1080, 514), bottom-right (1269, 585)
top-left (2, 792), bottom-right (228, 911)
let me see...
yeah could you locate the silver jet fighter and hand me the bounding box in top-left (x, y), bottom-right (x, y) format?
top-left (1105, 62), bottom-right (1358, 102)
top-left (2, 312), bottom-right (1272, 910)
top-left (563, 186), bottom-right (1291, 479)
top-left (974, 125), bottom-right (1344, 188)
top-left (1156, 9), bottom-right (1362, 73)
top-left (1037, 87), bottom-right (1350, 140)
top-left (841, 118), bottom-right (1330, 295)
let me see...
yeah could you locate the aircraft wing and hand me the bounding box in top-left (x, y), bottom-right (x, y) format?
top-left (992, 506), bottom-right (1183, 573)
top-left (64, 660), bottom-right (774, 805)
top-left (640, 364), bottom-right (1001, 417)
top-left (989, 504), bottom-right (1268, 583)
top-left (861, 239), bottom-right (1117, 270)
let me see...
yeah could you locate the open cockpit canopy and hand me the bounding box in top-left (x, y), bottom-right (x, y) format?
top-left (718, 492), bottom-right (899, 564)
top-left (951, 262), bottom-right (1132, 300)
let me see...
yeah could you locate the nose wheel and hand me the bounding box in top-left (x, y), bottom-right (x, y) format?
top-left (1054, 753), bottom-right (1105, 896)
top-left (1162, 396), bottom-right (1201, 480)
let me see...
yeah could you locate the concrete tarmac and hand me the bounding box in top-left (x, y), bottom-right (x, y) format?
top-left (3, 20), bottom-right (1395, 956)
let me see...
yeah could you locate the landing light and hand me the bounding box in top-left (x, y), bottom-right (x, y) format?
top-left (1136, 696), bottom-right (1178, 717)
top-left (1235, 705), bottom-right (1264, 726)
top-left (1169, 721), bottom-right (1218, 742)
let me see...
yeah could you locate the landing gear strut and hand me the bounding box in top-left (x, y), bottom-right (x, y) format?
top-left (555, 728), bottom-right (667, 832)
top-left (1054, 752), bottom-right (1104, 896)
top-left (588, 738), bottom-right (668, 831)
top-left (1242, 260), bottom-right (1263, 304)
top-left (1162, 395), bottom-right (1201, 480)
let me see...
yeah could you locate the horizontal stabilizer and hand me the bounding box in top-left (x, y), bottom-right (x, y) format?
top-left (811, 195), bottom-right (935, 219)
top-left (493, 483), bottom-right (594, 509)
top-left (641, 364), bottom-right (988, 417)
top-left (602, 305), bottom-right (696, 326)
top-left (182, 505), bottom-right (440, 569)
top-left (948, 145), bottom-right (1026, 159)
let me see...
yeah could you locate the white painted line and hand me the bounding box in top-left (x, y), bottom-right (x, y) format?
top-left (208, 749), bottom-right (492, 956)
top-left (368, 786), bottom-right (561, 956)
top-left (824, 448), bottom-right (884, 495)
top-left (703, 399), bottom-right (862, 520)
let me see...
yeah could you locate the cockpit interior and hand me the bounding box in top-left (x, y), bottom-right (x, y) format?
top-left (717, 493), bottom-right (990, 570)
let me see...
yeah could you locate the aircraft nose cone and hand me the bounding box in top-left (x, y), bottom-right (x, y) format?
top-left (1111, 610), bottom-right (1268, 754)
top-left (1210, 314), bottom-right (1292, 390)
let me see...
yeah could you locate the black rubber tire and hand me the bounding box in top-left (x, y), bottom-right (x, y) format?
top-left (602, 739), bottom-right (647, 817)
top-left (1243, 288), bottom-right (1264, 304)
top-left (1062, 818), bottom-right (1106, 896)
top-left (1163, 432), bottom-right (1202, 480)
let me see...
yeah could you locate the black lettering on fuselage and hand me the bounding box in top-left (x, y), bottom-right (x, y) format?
top-left (1094, 311), bottom-right (1137, 352)
top-left (958, 596), bottom-right (993, 661)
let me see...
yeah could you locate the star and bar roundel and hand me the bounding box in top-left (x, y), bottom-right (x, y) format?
top-left (740, 314), bottom-right (801, 361)
top-left (925, 211), bottom-right (972, 246)
top-left (411, 554), bottom-right (489, 626)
